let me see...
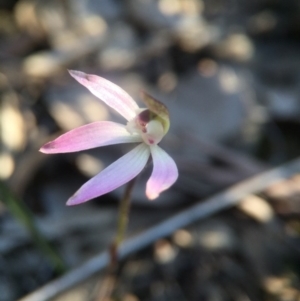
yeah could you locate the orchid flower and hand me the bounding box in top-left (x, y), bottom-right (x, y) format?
top-left (40, 70), bottom-right (178, 205)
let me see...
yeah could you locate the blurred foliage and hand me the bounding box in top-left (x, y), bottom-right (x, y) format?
top-left (0, 181), bottom-right (66, 273)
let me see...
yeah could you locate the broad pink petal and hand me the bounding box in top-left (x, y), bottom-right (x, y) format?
top-left (67, 143), bottom-right (150, 205)
top-left (69, 70), bottom-right (139, 120)
top-left (146, 145), bottom-right (178, 200)
top-left (40, 121), bottom-right (142, 154)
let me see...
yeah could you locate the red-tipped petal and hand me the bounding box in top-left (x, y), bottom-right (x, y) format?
top-left (69, 70), bottom-right (139, 120)
top-left (40, 121), bottom-right (142, 154)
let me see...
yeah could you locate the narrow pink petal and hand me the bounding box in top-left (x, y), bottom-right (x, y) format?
top-left (67, 143), bottom-right (150, 205)
top-left (146, 145), bottom-right (178, 200)
top-left (69, 70), bottom-right (139, 120)
top-left (40, 121), bottom-right (142, 154)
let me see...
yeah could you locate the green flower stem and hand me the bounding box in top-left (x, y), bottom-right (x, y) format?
top-left (97, 179), bottom-right (136, 300)
top-left (115, 178), bottom-right (136, 246)
top-left (0, 181), bottom-right (66, 273)
top-left (109, 178), bottom-right (136, 268)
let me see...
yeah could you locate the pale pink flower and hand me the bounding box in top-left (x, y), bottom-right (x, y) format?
top-left (40, 70), bottom-right (178, 205)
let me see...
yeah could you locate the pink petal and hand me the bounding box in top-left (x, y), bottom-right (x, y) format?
top-left (69, 70), bottom-right (139, 120)
top-left (40, 121), bottom-right (142, 154)
top-left (146, 145), bottom-right (178, 200)
top-left (67, 143), bottom-right (150, 205)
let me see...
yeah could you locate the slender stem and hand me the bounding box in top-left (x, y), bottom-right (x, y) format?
top-left (109, 178), bottom-right (136, 268)
top-left (97, 178), bottom-right (136, 300)
top-left (115, 178), bottom-right (136, 247)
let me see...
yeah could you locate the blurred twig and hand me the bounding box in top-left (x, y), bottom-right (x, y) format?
top-left (0, 181), bottom-right (66, 273)
top-left (18, 156), bottom-right (300, 301)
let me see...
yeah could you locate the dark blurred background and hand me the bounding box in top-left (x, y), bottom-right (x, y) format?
top-left (1, 0), bottom-right (300, 300)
